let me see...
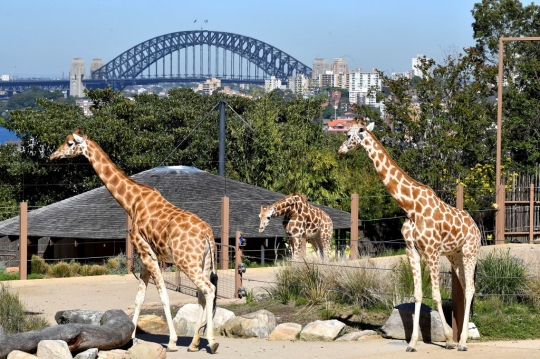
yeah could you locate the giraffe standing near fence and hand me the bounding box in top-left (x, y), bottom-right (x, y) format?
top-left (50, 129), bottom-right (219, 354)
top-left (259, 193), bottom-right (333, 261)
top-left (338, 119), bottom-right (480, 352)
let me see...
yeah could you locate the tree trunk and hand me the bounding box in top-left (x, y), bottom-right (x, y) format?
top-left (0, 309), bottom-right (134, 359)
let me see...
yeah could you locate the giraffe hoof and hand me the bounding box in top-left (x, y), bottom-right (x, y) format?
top-left (167, 345), bottom-right (178, 352)
top-left (406, 346), bottom-right (417, 352)
top-left (458, 345), bottom-right (468, 352)
top-left (187, 346), bottom-right (199, 352)
top-left (445, 342), bottom-right (456, 350)
top-left (210, 343), bottom-right (219, 354)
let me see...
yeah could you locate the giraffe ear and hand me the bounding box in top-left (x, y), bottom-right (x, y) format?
top-left (366, 122), bottom-right (375, 131)
top-left (73, 132), bottom-right (84, 144)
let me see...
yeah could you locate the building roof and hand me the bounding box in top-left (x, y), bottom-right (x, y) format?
top-left (0, 166), bottom-right (352, 241)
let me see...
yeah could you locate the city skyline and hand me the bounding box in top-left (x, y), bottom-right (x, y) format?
top-left (2, 1), bottom-right (483, 78)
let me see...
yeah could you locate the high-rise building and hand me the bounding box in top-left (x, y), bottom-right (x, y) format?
top-left (331, 58), bottom-right (348, 75)
top-left (412, 54), bottom-right (429, 78)
top-left (348, 68), bottom-right (381, 106)
top-left (69, 58), bottom-right (86, 98)
top-left (312, 58), bottom-right (329, 80)
top-left (288, 74), bottom-right (310, 95)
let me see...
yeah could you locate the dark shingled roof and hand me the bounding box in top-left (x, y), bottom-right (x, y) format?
top-left (0, 166), bottom-right (352, 240)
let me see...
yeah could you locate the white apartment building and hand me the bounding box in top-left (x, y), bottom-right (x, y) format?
top-left (288, 74), bottom-right (310, 95)
top-left (412, 54), bottom-right (429, 78)
top-left (264, 76), bottom-right (282, 92)
top-left (348, 68), bottom-right (381, 106)
top-left (198, 78), bottom-right (221, 95)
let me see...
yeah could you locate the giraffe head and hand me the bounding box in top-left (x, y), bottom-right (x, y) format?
top-left (50, 128), bottom-right (88, 160)
top-left (258, 205), bottom-right (275, 232)
top-left (338, 118), bottom-right (375, 155)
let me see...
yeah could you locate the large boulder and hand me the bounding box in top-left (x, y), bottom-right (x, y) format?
top-left (136, 315), bottom-right (168, 335)
top-left (55, 310), bottom-right (105, 325)
top-left (221, 310), bottom-right (276, 339)
top-left (36, 340), bottom-right (72, 359)
top-left (173, 303), bottom-right (235, 336)
top-left (268, 323), bottom-right (302, 341)
top-left (335, 330), bottom-right (380, 341)
top-left (299, 320), bottom-right (346, 341)
top-left (127, 339), bottom-right (166, 359)
top-left (381, 303), bottom-right (446, 342)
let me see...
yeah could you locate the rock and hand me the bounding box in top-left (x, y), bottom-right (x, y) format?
top-left (381, 303), bottom-right (447, 342)
top-left (221, 310), bottom-right (276, 339)
top-left (173, 303), bottom-right (235, 336)
top-left (136, 315), bottom-right (168, 335)
top-left (250, 287), bottom-right (272, 302)
top-left (36, 340), bottom-right (73, 359)
top-left (268, 323), bottom-right (302, 341)
top-left (6, 351), bottom-right (36, 359)
top-left (468, 322), bottom-right (480, 339)
top-left (55, 310), bottom-right (105, 326)
top-left (127, 339), bottom-right (166, 359)
top-left (96, 350), bottom-right (128, 359)
top-left (73, 348), bottom-right (98, 359)
top-left (300, 320), bottom-right (346, 341)
top-left (335, 330), bottom-right (380, 341)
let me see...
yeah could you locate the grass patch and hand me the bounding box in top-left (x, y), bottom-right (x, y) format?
top-left (0, 283), bottom-right (50, 333)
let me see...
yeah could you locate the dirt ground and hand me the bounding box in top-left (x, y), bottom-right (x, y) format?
top-left (4, 244), bottom-right (540, 358)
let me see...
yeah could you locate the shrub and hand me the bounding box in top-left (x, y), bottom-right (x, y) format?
top-left (69, 261), bottom-right (81, 277)
top-left (476, 249), bottom-right (527, 303)
top-left (50, 261), bottom-right (72, 278)
top-left (30, 255), bottom-right (50, 275)
top-left (79, 264), bottom-right (92, 276)
top-left (106, 252), bottom-right (128, 275)
top-left (0, 283), bottom-right (50, 333)
top-left (89, 264), bottom-right (108, 276)
top-left (272, 263), bottom-right (302, 304)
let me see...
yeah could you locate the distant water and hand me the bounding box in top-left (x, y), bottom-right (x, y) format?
top-left (0, 127), bottom-right (18, 144)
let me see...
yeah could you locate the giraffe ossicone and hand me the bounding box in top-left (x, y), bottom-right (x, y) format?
top-left (50, 128), bottom-right (219, 354)
top-left (259, 193), bottom-right (333, 261)
top-left (339, 118), bottom-right (480, 352)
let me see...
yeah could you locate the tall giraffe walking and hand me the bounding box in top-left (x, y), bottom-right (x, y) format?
top-left (338, 119), bottom-right (480, 352)
top-left (259, 193), bottom-right (333, 260)
top-left (50, 129), bottom-right (219, 354)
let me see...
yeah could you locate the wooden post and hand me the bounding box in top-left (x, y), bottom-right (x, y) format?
top-left (452, 184), bottom-right (465, 342)
top-left (19, 202), bottom-right (28, 280)
top-left (221, 196), bottom-right (229, 270)
top-left (530, 183), bottom-right (535, 244)
top-left (350, 193), bottom-right (359, 260)
top-left (235, 231), bottom-right (243, 298)
top-left (126, 213), bottom-right (133, 275)
top-left (496, 184), bottom-right (506, 244)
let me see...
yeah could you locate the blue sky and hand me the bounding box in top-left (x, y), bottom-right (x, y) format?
top-left (1, 0), bottom-right (482, 78)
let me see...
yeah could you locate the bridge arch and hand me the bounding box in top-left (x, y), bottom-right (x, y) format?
top-left (91, 30), bottom-right (312, 86)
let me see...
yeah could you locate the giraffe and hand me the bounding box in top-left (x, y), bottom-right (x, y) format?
top-left (49, 129), bottom-right (219, 354)
top-left (259, 193), bottom-right (333, 261)
top-left (338, 119), bottom-right (480, 352)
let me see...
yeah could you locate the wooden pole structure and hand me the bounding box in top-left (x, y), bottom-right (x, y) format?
top-left (221, 196), bottom-right (229, 270)
top-left (19, 202), bottom-right (28, 280)
top-left (350, 193), bottom-right (359, 260)
top-left (530, 183), bottom-right (535, 244)
top-left (452, 184), bottom-right (465, 342)
top-left (235, 231), bottom-right (243, 298)
top-left (126, 213), bottom-right (133, 275)
top-left (496, 36), bottom-right (540, 244)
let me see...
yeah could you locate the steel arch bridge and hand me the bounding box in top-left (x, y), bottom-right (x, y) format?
top-left (90, 30), bottom-right (312, 90)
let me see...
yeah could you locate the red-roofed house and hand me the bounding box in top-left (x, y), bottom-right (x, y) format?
top-left (326, 119), bottom-right (353, 133)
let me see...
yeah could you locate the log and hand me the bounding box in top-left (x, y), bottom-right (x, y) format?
top-left (0, 309), bottom-right (134, 359)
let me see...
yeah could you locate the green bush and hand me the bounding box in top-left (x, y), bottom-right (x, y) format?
top-left (476, 249), bottom-right (527, 303)
top-left (89, 264), bottom-right (108, 276)
top-left (106, 252), bottom-right (128, 275)
top-left (79, 264), bottom-right (92, 276)
top-left (0, 283), bottom-right (50, 333)
top-left (30, 255), bottom-right (50, 275)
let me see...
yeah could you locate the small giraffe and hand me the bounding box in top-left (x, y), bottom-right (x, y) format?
top-left (259, 193), bottom-right (333, 260)
top-left (50, 129), bottom-right (219, 354)
top-left (338, 119), bottom-right (480, 352)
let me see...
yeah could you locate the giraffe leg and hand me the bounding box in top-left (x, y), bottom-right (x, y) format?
top-left (458, 253), bottom-right (477, 351)
top-left (425, 255), bottom-right (455, 349)
top-left (405, 246), bottom-right (423, 352)
top-left (139, 252), bottom-right (178, 352)
top-left (187, 289), bottom-right (206, 352)
top-left (290, 237), bottom-right (301, 261)
top-left (131, 264), bottom-right (150, 341)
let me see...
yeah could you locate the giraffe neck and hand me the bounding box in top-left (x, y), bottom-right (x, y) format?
top-left (85, 139), bottom-right (143, 215)
top-left (270, 195), bottom-right (302, 218)
top-left (363, 132), bottom-right (423, 213)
